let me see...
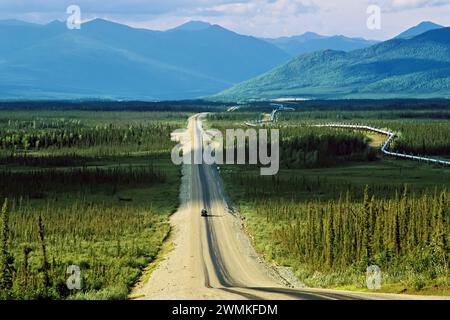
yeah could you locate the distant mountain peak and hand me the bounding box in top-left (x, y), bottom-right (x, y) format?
top-left (171, 21), bottom-right (213, 32)
top-left (46, 20), bottom-right (65, 26)
top-left (417, 21), bottom-right (443, 28)
top-left (300, 31), bottom-right (322, 38)
top-left (396, 21), bottom-right (443, 39)
top-left (84, 18), bottom-right (122, 26)
top-left (302, 31), bottom-right (320, 36)
top-left (80, 18), bottom-right (139, 32)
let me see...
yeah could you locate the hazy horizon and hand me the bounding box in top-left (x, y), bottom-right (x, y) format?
top-left (2, 16), bottom-right (448, 41)
top-left (0, 0), bottom-right (449, 40)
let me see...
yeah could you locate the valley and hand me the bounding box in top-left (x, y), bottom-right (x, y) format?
top-left (1, 8), bottom-right (450, 304)
top-left (2, 102), bottom-right (450, 299)
top-left (1, 19), bottom-right (448, 101)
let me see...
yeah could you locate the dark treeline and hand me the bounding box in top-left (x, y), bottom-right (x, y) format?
top-left (219, 126), bottom-right (374, 169)
top-left (211, 112), bottom-right (450, 158)
top-left (397, 111), bottom-right (450, 120)
top-left (0, 100), bottom-right (232, 112)
top-left (0, 123), bottom-right (176, 152)
top-left (2, 99), bottom-right (449, 112)
top-left (240, 99), bottom-right (450, 113)
top-left (0, 154), bottom-right (87, 167)
top-left (230, 172), bottom-right (408, 201)
top-left (279, 110), bottom-right (450, 121)
top-left (0, 118), bottom-right (83, 130)
top-left (387, 122), bottom-right (450, 156)
top-left (280, 128), bottom-right (375, 168)
top-left (0, 166), bottom-right (166, 198)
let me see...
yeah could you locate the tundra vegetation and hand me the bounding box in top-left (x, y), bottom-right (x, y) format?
top-left (0, 110), bottom-right (186, 299)
top-left (1, 100), bottom-right (450, 299)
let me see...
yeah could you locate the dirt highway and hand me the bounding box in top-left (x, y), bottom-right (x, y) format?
top-left (132, 114), bottom-right (447, 300)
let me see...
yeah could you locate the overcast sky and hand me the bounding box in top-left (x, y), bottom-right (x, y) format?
top-left (0, 0), bottom-right (448, 39)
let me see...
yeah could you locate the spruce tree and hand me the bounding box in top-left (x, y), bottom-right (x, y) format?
top-left (38, 214), bottom-right (50, 290)
top-left (0, 198), bottom-right (13, 291)
top-left (432, 192), bottom-right (448, 268)
top-left (362, 186), bottom-right (372, 263)
top-left (21, 245), bottom-right (32, 289)
top-left (326, 212), bottom-right (334, 268)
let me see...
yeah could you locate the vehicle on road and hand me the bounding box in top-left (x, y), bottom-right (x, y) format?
top-left (201, 208), bottom-right (208, 217)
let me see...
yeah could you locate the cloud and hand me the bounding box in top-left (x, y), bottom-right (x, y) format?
top-left (376, 0), bottom-right (449, 11)
top-left (195, 0), bottom-right (317, 17)
top-left (391, 0), bottom-right (447, 8)
top-left (0, 0), bottom-right (317, 16)
top-left (0, 0), bottom-right (249, 15)
top-left (0, 0), bottom-right (448, 39)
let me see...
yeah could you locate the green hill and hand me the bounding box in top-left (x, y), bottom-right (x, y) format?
top-left (214, 28), bottom-right (450, 101)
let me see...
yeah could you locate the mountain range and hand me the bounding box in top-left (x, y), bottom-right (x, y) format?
top-left (215, 26), bottom-right (450, 101)
top-left (263, 32), bottom-right (378, 56)
top-left (0, 19), bottom-right (448, 100)
top-left (0, 19), bottom-right (289, 100)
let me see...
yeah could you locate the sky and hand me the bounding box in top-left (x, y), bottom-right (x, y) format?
top-left (0, 0), bottom-right (448, 39)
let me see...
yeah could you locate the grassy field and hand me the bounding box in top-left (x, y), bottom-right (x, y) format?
top-left (0, 110), bottom-right (187, 299)
top-left (208, 108), bottom-right (450, 295)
